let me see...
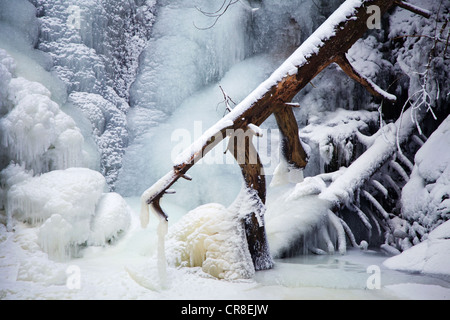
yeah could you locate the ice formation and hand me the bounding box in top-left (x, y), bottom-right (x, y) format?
top-left (25, 0), bottom-right (156, 189)
top-left (0, 49), bottom-right (85, 174)
top-left (165, 203), bottom-right (255, 280)
top-left (1, 0), bottom-right (449, 300)
top-left (265, 180), bottom-right (337, 257)
top-left (4, 167), bottom-right (131, 260)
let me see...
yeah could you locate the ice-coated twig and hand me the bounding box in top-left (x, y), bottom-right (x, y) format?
top-left (382, 173), bottom-right (402, 198)
top-left (411, 134), bottom-right (425, 147)
top-left (320, 225), bottom-right (335, 253)
top-left (362, 190), bottom-right (390, 220)
top-left (349, 203), bottom-right (372, 231)
top-left (395, 151), bottom-right (414, 172)
top-left (340, 218), bottom-right (359, 248)
top-left (369, 211), bottom-right (382, 236)
top-left (217, 85), bottom-right (236, 115)
top-left (389, 160), bottom-right (410, 182)
top-left (370, 178), bottom-right (389, 198)
top-left (194, 0), bottom-right (239, 30)
top-left (327, 210), bottom-right (346, 254)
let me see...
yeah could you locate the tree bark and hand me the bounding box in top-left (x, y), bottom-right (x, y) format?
top-left (228, 129), bottom-right (274, 269)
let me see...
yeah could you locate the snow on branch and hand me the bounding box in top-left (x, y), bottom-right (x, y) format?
top-left (319, 105), bottom-right (426, 208)
top-left (335, 54), bottom-right (397, 103)
top-left (394, 1), bottom-right (432, 18)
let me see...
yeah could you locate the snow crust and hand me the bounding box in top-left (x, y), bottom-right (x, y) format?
top-left (1, 0), bottom-right (449, 300)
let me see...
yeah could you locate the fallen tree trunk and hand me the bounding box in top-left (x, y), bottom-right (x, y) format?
top-left (141, 0), bottom-right (427, 271)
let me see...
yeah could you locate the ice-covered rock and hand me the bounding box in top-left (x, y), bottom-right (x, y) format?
top-left (26, 0), bottom-right (156, 190)
top-left (166, 203), bottom-right (255, 280)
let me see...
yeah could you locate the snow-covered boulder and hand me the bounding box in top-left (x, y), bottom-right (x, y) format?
top-left (383, 220), bottom-right (450, 277)
top-left (399, 115), bottom-right (450, 247)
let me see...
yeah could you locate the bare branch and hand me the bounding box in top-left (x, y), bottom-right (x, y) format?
top-left (394, 0), bottom-right (432, 18)
top-left (335, 54), bottom-right (397, 103)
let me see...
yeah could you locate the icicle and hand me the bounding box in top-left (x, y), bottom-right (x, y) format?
top-left (370, 179), bottom-right (388, 198)
top-left (319, 225), bottom-right (334, 254)
top-left (389, 160), bottom-right (410, 182)
top-left (362, 190), bottom-right (390, 219)
top-left (411, 134), bottom-right (425, 147)
top-left (140, 194), bottom-right (150, 228)
top-left (339, 218), bottom-right (359, 248)
top-left (369, 211), bottom-right (382, 236)
top-left (327, 210), bottom-right (346, 254)
top-left (395, 152), bottom-right (414, 172)
top-left (383, 173), bottom-right (402, 197)
top-left (156, 216), bottom-right (168, 288)
top-left (349, 205), bottom-right (372, 231)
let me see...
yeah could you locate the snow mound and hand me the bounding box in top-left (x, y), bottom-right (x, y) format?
top-left (165, 203), bottom-right (254, 280)
top-left (5, 167), bottom-right (131, 260)
top-left (401, 115), bottom-right (450, 232)
top-left (383, 220), bottom-right (450, 277)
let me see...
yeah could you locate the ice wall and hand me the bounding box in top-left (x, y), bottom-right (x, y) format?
top-left (28, 0), bottom-right (156, 189)
top-left (0, 0), bottom-right (133, 261)
top-left (0, 49), bottom-right (86, 175)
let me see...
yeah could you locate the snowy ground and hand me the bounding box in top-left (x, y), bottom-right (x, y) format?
top-left (1, 197), bottom-right (449, 300)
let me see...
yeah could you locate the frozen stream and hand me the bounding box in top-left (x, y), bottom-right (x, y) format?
top-left (2, 197), bottom-right (449, 300)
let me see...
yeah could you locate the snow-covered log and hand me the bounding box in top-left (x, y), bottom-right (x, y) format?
top-left (140, 0), bottom-right (429, 271)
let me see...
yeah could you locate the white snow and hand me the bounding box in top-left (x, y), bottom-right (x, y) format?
top-left (1, 0), bottom-right (449, 301)
top-left (89, 192), bottom-right (131, 246)
top-left (383, 116), bottom-right (450, 277)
